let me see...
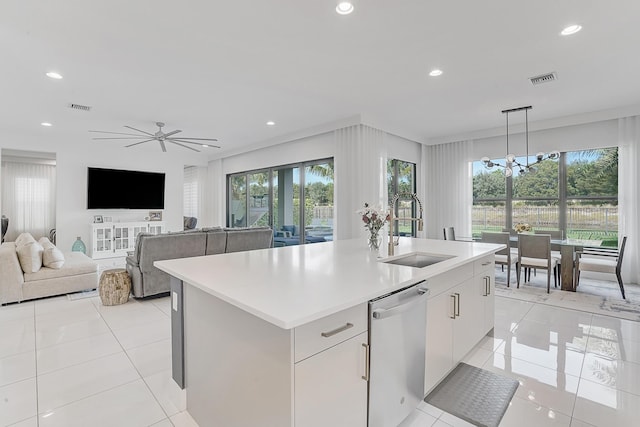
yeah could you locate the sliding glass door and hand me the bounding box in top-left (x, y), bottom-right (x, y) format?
top-left (227, 158), bottom-right (334, 246)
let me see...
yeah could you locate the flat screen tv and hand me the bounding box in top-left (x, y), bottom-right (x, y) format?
top-left (87, 167), bottom-right (165, 209)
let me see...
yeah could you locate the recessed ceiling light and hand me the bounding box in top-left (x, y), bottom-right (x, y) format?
top-left (266, 121), bottom-right (275, 126)
top-left (336, 2), bottom-right (354, 15)
top-left (429, 69), bottom-right (443, 77)
top-left (560, 24), bottom-right (582, 36)
top-left (45, 72), bottom-right (63, 79)
top-left (41, 122), bottom-right (52, 127)
top-left (202, 144), bottom-right (209, 148)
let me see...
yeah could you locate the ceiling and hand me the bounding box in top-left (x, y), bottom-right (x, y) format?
top-left (2, 0), bottom-right (639, 159)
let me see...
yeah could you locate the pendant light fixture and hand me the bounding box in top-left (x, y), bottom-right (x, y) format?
top-left (481, 106), bottom-right (559, 177)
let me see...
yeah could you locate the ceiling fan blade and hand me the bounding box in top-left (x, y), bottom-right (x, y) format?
top-left (171, 137), bottom-right (218, 141)
top-left (159, 140), bottom-right (167, 152)
top-left (169, 140), bottom-right (200, 152)
top-left (169, 138), bottom-right (221, 148)
top-left (125, 138), bottom-right (156, 147)
top-left (89, 130), bottom-right (152, 137)
top-left (124, 125), bottom-right (154, 136)
top-left (92, 137), bottom-right (155, 140)
top-left (163, 129), bottom-right (182, 137)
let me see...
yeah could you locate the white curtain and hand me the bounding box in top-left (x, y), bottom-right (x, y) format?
top-left (183, 166), bottom-right (208, 222)
top-left (421, 140), bottom-right (474, 239)
top-left (335, 124), bottom-right (387, 240)
top-left (207, 159), bottom-right (225, 227)
top-left (1, 161), bottom-right (56, 241)
top-left (618, 115), bottom-right (640, 284)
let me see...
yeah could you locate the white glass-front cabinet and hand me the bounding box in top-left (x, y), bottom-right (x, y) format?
top-left (90, 221), bottom-right (165, 259)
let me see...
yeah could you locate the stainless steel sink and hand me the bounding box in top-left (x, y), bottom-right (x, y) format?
top-left (382, 252), bottom-right (454, 268)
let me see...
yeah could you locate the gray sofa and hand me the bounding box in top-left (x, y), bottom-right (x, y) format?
top-left (125, 226), bottom-right (273, 298)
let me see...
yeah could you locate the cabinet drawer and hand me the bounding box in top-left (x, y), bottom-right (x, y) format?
top-left (427, 263), bottom-right (473, 297)
top-left (295, 303), bottom-right (367, 362)
top-left (474, 255), bottom-right (494, 274)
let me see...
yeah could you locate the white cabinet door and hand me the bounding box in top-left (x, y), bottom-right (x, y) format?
top-left (148, 222), bottom-right (165, 234)
top-left (424, 291), bottom-right (454, 394)
top-left (112, 224), bottom-right (131, 252)
top-left (91, 224), bottom-right (113, 258)
top-left (479, 267), bottom-right (495, 335)
top-left (294, 332), bottom-right (368, 427)
top-left (452, 278), bottom-right (485, 362)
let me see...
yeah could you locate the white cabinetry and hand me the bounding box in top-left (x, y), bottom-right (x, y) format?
top-left (294, 332), bottom-right (368, 427)
top-left (424, 255), bottom-right (495, 394)
top-left (294, 303), bottom-right (368, 427)
top-left (90, 221), bottom-right (165, 259)
top-left (474, 257), bottom-right (495, 334)
top-left (452, 278), bottom-right (485, 361)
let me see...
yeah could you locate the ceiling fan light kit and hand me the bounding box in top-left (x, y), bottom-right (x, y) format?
top-left (89, 122), bottom-right (220, 152)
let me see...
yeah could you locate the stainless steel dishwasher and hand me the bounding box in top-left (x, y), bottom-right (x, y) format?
top-left (368, 280), bottom-right (430, 427)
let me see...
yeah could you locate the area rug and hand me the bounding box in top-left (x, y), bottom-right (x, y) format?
top-left (425, 363), bottom-right (518, 427)
top-left (67, 289), bottom-right (98, 300)
top-left (493, 270), bottom-right (640, 322)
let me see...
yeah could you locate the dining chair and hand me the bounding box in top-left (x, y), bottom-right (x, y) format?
top-left (575, 236), bottom-right (627, 299)
top-left (443, 227), bottom-right (456, 240)
top-left (1, 215), bottom-right (8, 243)
top-left (481, 232), bottom-right (517, 287)
top-left (443, 227), bottom-right (474, 241)
top-left (533, 229), bottom-right (563, 279)
top-left (517, 233), bottom-right (559, 293)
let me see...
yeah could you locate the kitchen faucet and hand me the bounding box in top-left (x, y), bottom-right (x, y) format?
top-left (388, 192), bottom-right (423, 256)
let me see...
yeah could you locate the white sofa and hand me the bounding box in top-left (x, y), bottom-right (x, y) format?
top-left (0, 241), bottom-right (99, 304)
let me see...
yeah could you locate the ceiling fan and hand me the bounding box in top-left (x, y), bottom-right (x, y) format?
top-left (89, 122), bottom-right (220, 152)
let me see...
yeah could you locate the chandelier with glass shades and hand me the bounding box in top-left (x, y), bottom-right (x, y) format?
top-left (481, 105), bottom-right (559, 177)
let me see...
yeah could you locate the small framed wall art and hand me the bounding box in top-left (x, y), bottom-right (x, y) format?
top-left (149, 211), bottom-right (163, 221)
top-left (93, 215), bottom-right (103, 224)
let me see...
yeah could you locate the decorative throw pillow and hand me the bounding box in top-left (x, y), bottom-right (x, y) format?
top-left (15, 232), bottom-right (36, 246)
top-left (39, 237), bottom-right (65, 269)
top-left (16, 240), bottom-right (44, 273)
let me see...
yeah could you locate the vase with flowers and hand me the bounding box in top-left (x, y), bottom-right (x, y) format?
top-left (514, 223), bottom-right (532, 233)
top-left (356, 203), bottom-right (390, 252)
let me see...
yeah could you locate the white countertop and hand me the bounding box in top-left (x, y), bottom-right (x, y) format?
top-left (155, 238), bottom-right (503, 329)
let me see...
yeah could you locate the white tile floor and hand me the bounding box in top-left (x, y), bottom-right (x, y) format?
top-left (1, 278), bottom-right (639, 426)
top-left (0, 295), bottom-right (196, 427)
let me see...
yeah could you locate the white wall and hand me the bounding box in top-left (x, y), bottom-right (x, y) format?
top-left (208, 131), bottom-right (336, 227)
top-left (1, 130), bottom-right (207, 252)
top-left (208, 127), bottom-right (423, 239)
top-left (472, 119), bottom-right (619, 159)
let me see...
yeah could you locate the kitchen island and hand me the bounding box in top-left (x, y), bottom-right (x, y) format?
top-left (155, 237), bottom-right (503, 427)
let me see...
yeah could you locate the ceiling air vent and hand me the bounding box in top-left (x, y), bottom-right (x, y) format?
top-left (68, 103), bottom-right (92, 112)
top-left (529, 72), bottom-right (557, 86)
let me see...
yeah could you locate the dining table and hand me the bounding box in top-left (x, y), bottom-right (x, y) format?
top-left (506, 235), bottom-right (604, 292)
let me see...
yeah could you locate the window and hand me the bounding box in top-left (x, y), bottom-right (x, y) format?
top-left (227, 158), bottom-right (334, 246)
top-left (387, 159), bottom-right (417, 237)
top-left (1, 160), bottom-right (56, 241)
top-left (472, 147), bottom-right (618, 246)
top-left (183, 166), bottom-right (199, 218)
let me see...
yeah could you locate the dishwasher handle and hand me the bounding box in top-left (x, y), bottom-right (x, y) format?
top-left (371, 286), bottom-right (430, 320)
